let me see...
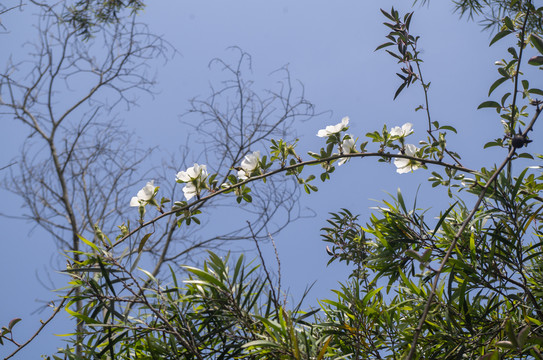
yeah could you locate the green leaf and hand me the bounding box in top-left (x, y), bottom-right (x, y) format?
top-left (380, 8), bottom-right (396, 22)
top-left (489, 77), bottom-right (509, 96)
top-left (517, 325), bottom-right (530, 348)
top-left (316, 336), bottom-right (332, 360)
top-left (489, 30), bottom-right (512, 46)
top-left (77, 234), bottom-right (99, 252)
top-left (501, 92), bottom-right (511, 105)
top-left (396, 188), bottom-right (407, 214)
top-left (508, 47), bottom-right (518, 59)
top-left (484, 141), bottom-right (500, 149)
top-left (528, 56), bottom-right (543, 66)
top-left (138, 268), bottom-right (158, 283)
top-left (421, 249), bottom-right (432, 262)
top-left (405, 249), bottom-right (422, 261)
top-left (495, 340), bottom-right (515, 349)
top-left (528, 88), bottom-right (543, 96)
top-left (375, 42), bottom-right (394, 51)
top-left (137, 233), bottom-right (152, 253)
top-left (386, 49), bottom-right (403, 61)
top-left (517, 153), bottom-right (534, 159)
top-left (530, 34), bottom-right (543, 55)
top-left (503, 17), bottom-right (514, 30)
top-left (184, 266), bottom-right (228, 290)
top-left (506, 320), bottom-right (519, 348)
top-left (97, 257), bottom-right (116, 296)
top-left (65, 307), bottom-right (99, 325)
top-left (477, 101), bottom-right (501, 110)
top-left (404, 12), bottom-right (413, 30)
top-left (8, 318), bottom-right (21, 330)
top-left (439, 125), bottom-right (457, 133)
top-left (398, 268), bottom-right (420, 296)
top-left (394, 81), bottom-right (407, 100)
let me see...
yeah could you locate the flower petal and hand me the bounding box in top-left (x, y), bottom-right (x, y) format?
top-left (130, 196), bottom-right (140, 207)
top-left (176, 171), bottom-right (190, 182)
top-left (182, 183), bottom-right (198, 200)
top-left (238, 169), bottom-right (248, 180)
top-left (317, 116), bottom-right (350, 137)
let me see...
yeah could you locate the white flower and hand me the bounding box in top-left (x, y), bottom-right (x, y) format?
top-left (176, 163), bottom-right (208, 183)
top-left (394, 144), bottom-right (421, 174)
top-left (176, 163), bottom-right (209, 201)
top-left (390, 123), bottom-right (414, 138)
top-left (130, 180), bottom-right (156, 207)
top-left (317, 116), bottom-right (349, 137)
top-left (238, 151), bottom-right (261, 180)
top-left (338, 137), bottom-right (357, 166)
top-left (182, 182), bottom-right (198, 201)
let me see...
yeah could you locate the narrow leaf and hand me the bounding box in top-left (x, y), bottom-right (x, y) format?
top-left (317, 336), bottom-right (332, 360)
top-left (530, 34), bottom-right (543, 55)
top-left (77, 234), bottom-right (99, 252)
top-left (489, 30), bottom-right (512, 46)
top-left (380, 8), bottom-right (396, 21)
top-left (375, 42), bottom-right (395, 51)
top-left (495, 340), bottom-right (515, 349)
top-left (8, 318), bottom-right (21, 330)
top-left (65, 307), bottom-right (99, 325)
top-left (394, 82), bottom-right (407, 100)
top-left (137, 233), bottom-right (152, 253)
top-left (478, 101), bottom-right (501, 110)
top-left (517, 325), bottom-right (530, 348)
top-left (489, 77), bottom-right (509, 96)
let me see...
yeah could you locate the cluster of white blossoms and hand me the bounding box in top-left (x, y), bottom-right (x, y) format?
top-left (129, 118), bottom-right (422, 212)
top-left (176, 163), bottom-right (209, 201)
top-left (238, 151), bottom-right (261, 180)
top-left (316, 117), bottom-right (357, 166)
top-left (389, 123), bottom-right (420, 174)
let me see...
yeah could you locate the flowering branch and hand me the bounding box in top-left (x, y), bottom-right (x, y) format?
top-left (114, 151), bottom-right (475, 250)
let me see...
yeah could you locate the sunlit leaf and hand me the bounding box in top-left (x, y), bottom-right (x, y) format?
top-left (530, 34), bottom-right (543, 55)
top-left (477, 101), bottom-right (501, 110)
top-left (489, 30), bottom-right (512, 46)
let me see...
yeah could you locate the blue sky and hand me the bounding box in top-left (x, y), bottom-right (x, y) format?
top-left (1, 1), bottom-right (539, 357)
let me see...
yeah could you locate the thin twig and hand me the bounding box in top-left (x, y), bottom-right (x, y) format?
top-left (268, 232), bottom-right (283, 307)
top-left (0, 162), bottom-right (16, 171)
top-left (4, 289), bottom-right (74, 360)
top-left (247, 221), bottom-right (281, 317)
